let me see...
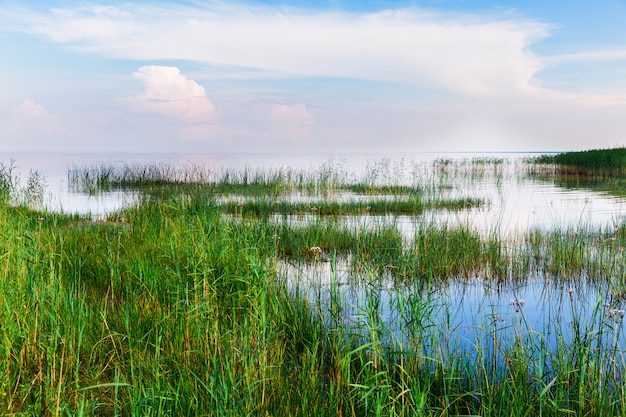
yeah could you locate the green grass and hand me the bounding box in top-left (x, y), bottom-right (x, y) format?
top-left (532, 147), bottom-right (626, 177)
top-left (220, 197), bottom-right (481, 217)
top-left (2, 158), bottom-right (626, 415)
top-left (528, 147), bottom-right (626, 200)
top-left (68, 161), bottom-right (484, 219)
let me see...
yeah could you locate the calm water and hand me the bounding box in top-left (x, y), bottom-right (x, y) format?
top-left (4, 151), bottom-right (626, 352)
top-left (1, 151), bottom-right (361, 217)
top-left (286, 256), bottom-right (622, 358)
top-left (4, 151), bottom-right (626, 231)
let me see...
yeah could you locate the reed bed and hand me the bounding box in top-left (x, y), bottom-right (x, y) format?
top-left (530, 147), bottom-right (626, 177)
top-left (68, 161), bottom-right (338, 196)
top-left (68, 159), bottom-right (479, 197)
top-left (220, 197), bottom-right (481, 217)
top-left (1, 160), bottom-right (46, 209)
top-left (2, 158), bottom-right (626, 415)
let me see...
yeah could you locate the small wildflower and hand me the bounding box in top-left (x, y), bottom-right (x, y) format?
top-left (236, 200), bottom-right (245, 207)
top-left (38, 217), bottom-right (45, 223)
top-left (568, 288), bottom-right (574, 295)
top-left (309, 246), bottom-right (323, 256)
top-left (510, 298), bottom-right (525, 312)
top-left (607, 309), bottom-right (625, 323)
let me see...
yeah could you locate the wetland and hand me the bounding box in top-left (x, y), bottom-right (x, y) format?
top-left (2, 149), bottom-right (626, 415)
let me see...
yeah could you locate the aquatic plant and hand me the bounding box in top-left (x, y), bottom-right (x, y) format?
top-left (0, 160), bottom-right (15, 204)
top-left (219, 197), bottom-right (482, 218)
top-left (531, 147), bottom-right (626, 177)
top-left (0, 160), bottom-right (46, 208)
top-left (5, 155), bottom-right (626, 415)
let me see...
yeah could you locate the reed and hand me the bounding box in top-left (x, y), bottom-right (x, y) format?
top-left (0, 160), bottom-right (15, 204)
top-left (3, 157), bottom-right (626, 415)
top-left (531, 147), bottom-right (626, 177)
top-left (220, 197), bottom-right (482, 218)
top-left (0, 160), bottom-right (46, 208)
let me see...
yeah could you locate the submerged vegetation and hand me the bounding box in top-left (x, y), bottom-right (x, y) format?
top-left (2, 156), bottom-right (626, 415)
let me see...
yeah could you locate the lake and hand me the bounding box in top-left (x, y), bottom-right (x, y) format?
top-left (4, 150), bottom-right (626, 357)
top-left (5, 151), bottom-right (626, 229)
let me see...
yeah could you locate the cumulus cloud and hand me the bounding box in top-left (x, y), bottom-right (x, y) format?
top-left (4, 3), bottom-right (551, 98)
top-left (8, 99), bottom-right (63, 136)
top-left (3, 2), bottom-right (626, 152)
top-left (127, 66), bottom-right (216, 124)
top-left (270, 103), bottom-right (314, 138)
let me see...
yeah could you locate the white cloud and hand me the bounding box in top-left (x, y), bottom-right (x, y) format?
top-left (198, 99), bottom-right (315, 148)
top-left (270, 103), bottom-right (314, 138)
top-left (545, 48), bottom-right (626, 64)
top-left (5, 3), bottom-right (551, 98)
top-left (8, 99), bottom-right (63, 136)
top-left (3, 2), bottom-right (626, 153)
top-left (0, 99), bottom-right (73, 150)
top-left (127, 66), bottom-right (216, 124)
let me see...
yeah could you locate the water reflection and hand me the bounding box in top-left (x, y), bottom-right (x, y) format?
top-left (1, 151), bottom-right (384, 218)
top-left (5, 151), bottom-right (626, 360)
top-left (4, 152), bottom-right (626, 229)
top-left (286, 257), bottom-right (626, 366)
top-left (427, 172), bottom-right (626, 238)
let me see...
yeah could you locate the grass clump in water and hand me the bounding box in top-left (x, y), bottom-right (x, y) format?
top-left (222, 196), bottom-right (481, 217)
top-left (6, 158), bottom-right (626, 415)
top-left (531, 147), bottom-right (626, 177)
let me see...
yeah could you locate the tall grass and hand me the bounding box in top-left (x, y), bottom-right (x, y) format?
top-left (531, 147), bottom-right (626, 177)
top-left (3, 157), bottom-right (626, 415)
top-left (0, 159), bottom-right (46, 208)
top-left (221, 197), bottom-right (482, 217)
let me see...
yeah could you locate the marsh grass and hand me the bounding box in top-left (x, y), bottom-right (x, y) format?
top-left (69, 162), bottom-right (331, 197)
top-left (68, 161), bottom-right (210, 191)
top-left (221, 196), bottom-right (482, 218)
top-left (0, 160), bottom-right (16, 203)
top-left (68, 161), bottom-right (484, 223)
top-left (3, 157), bottom-right (626, 415)
top-left (1, 160), bottom-right (46, 208)
top-left (531, 147), bottom-right (626, 177)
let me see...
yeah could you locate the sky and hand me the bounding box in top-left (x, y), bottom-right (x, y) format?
top-left (1, 0), bottom-right (626, 154)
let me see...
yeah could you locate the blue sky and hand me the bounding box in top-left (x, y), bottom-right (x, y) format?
top-left (1, 0), bottom-right (626, 153)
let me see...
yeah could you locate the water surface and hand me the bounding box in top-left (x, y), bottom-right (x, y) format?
top-left (5, 151), bottom-right (626, 355)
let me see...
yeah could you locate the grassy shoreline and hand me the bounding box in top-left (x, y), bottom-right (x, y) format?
top-left (2, 158), bottom-right (626, 415)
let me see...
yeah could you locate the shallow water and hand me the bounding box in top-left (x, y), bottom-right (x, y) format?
top-left (5, 151), bottom-right (626, 355)
top-left (433, 172), bottom-right (626, 238)
top-left (287, 258), bottom-right (626, 358)
top-left (4, 151), bottom-right (626, 230)
top-left (1, 151), bottom-right (368, 218)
